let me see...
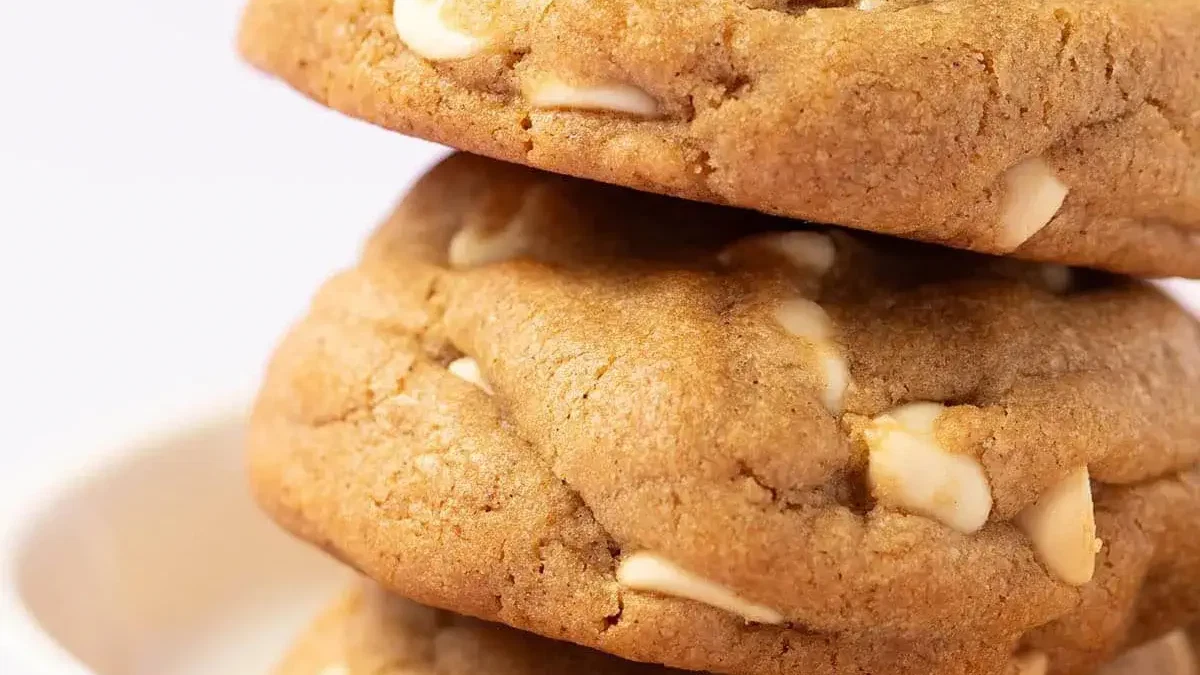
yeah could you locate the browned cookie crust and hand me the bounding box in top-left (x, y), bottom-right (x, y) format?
top-left (274, 586), bottom-right (1198, 675)
top-left (239, 0), bottom-right (1200, 277)
top-left (274, 585), bottom-right (688, 675)
top-left (250, 154), bottom-right (1200, 675)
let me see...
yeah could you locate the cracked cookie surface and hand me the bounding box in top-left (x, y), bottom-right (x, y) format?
top-left (238, 0), bottom-right (1200, 277)
top-left (275, 585), bottom-right (1199, 675)
top-left (250, 154), bottom-right (1200, 675)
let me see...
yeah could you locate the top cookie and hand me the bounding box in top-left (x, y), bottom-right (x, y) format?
top-left (250, 154), bottom-right (1200, 675)
top-left (239, 0), bottom-right (1200, 277)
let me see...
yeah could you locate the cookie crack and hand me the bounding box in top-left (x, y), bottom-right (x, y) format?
top-left (736, 459), bottom-right (780, 501)
top-left (1052, 8), bottom-right (1076, 71)
top-left (573, 355), bottom-right (616, 410)
top-left (599, 592), bottom-right (625, 633)
top-left (1143, 97), bottom-right (1193, 148)
top-left (955, 41), bottom-right (1002, 140)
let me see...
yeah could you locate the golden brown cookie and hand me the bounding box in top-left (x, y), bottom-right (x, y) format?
top-left (250, 154), bottom-right (1200, 675)
top-left (238, 0), bottom-right (1200, 277)
top-left (275, 586), bottom-right (1198, 675)
top-left (274, 585), bottom-right (686, 675)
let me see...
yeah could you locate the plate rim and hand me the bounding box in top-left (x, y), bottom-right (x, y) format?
top-left (0, 390), bottom-right (252, 675)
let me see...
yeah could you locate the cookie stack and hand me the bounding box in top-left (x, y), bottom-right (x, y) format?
top-left (237, 1), bottom-right (1200, 674)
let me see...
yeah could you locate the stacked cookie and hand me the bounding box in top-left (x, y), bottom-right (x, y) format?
top-left (237, 1), bottom-right (1200, 674)
top-left (274, 586), bottom-right (1200, 675)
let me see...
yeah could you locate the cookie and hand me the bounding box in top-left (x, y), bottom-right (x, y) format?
top-left (273, 585), bottom-right (685, 675)
top-left (1096, 628), bottom-right (1197, 675)
top-left (273, 591), bottom-right (351, 675)
top-left (250, 154), bottom-right (1200, 675)
top-left (238, 0), bottom-right (1200, 277)
top-left (275, 586), bottom-right (1197, 675)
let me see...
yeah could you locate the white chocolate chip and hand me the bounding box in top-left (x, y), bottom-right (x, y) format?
top-left (447, 183), bottom-right (554, 268)
top-left (392, 0), bottom-right (486, 61)
top-left (1012, 651), bottom-right (1049, 675)
top-left (447, 357), bottom-right (493, 394)
top-left (1160, 630), bottom-right (1198, 675)
top-left (448, 219), bottom-right (529, 268)
top-left (774, 298), bottom-right (850, 414)
top-left (865, 403), bottom-right (993, 534)
top-left (526, 76), bottom-right (659, 117)
top-left (1097, 629), bottom-right (1196, 675)
top-left (857, 0), bottom-right (884, 9)
top-left (718, 231), bottom-right (836, 278)
top-left (774, 298), bottom-right (833, 342)
top-left (1153, 630), bottom-right (1197, 675)
top-left (774, 232), bottom-right (837, 275)
top-left (815, 349), bottom-right (850, 416)
top-left (998, 157), bottom-right (1069, 250)
top-left (616, 552), bottom-right (784, 624)
top-left (884, 401), bottom-right (944, 432)
top-left (1040, 264), bottom-right (1073, 293)
top-left (1015, 467), bottom-right (1100, 586)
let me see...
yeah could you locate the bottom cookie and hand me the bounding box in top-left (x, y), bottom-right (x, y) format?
top-left (274, 584), bottom-right (678, 675)
top-left (275, 585), bottom-right (1197, 675)
top-left (1096, 630), bottom-right (1197, 675)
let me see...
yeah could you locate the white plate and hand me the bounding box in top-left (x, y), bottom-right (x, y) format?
top-left (0, 401), bottom-right (350, 675)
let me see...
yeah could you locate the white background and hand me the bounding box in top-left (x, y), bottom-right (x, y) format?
top-left (0, 5), bottom-right (1197, 667)
top-left (0, 0), bottom-right (445, 499)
